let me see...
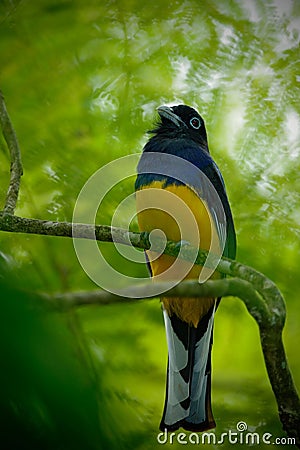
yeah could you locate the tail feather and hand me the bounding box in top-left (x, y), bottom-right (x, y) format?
top-left (160, 304), bottom-right (216, 432)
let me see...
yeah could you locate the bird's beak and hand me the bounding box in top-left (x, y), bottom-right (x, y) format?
top-left (157, 105), bottom-right (187, 128)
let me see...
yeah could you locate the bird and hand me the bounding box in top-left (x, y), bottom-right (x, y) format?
top-left (135, 104), bottom-right (236, 432)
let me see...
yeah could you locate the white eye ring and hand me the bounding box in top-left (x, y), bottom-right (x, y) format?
top-left (190, 117), bottom-right (201, 129)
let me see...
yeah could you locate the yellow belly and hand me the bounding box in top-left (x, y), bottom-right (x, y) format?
top-left (136, 181), bottom-right (220, 327)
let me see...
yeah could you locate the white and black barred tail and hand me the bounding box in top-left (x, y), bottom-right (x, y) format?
top-left (160, 304), bottom-right (216, 432)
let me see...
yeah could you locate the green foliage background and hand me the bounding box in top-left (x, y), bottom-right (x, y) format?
top-left (0, 0), bottom-right (299, 448)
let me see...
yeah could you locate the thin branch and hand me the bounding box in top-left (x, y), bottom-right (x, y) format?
top-left (42, 277), bottom-right (263, 316)
top-left (0, 90), bottom-right (23, 214)
top-left (0, 212), bottom-right (153, 251)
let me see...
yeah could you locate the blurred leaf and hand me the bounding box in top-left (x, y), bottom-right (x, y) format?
top-left (0, 276), bottom-right (119, 449)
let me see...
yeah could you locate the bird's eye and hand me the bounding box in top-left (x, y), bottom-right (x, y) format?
top-left (190, 117), bottom-right (201, 129)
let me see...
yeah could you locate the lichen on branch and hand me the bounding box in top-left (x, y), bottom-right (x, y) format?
top-left (0, 90), bottom-right (23, 215)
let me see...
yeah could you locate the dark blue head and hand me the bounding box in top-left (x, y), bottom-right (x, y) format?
top-left (150, 104), bottom-right (208, 147)
top-left (136, 104), bottom-right (213, 191)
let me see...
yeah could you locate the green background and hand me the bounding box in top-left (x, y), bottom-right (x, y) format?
top-left (0, 0), bottom-right (299, 448)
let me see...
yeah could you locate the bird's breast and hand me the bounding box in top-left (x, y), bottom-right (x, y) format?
top-left (136, 179), bottom-right (220, 326)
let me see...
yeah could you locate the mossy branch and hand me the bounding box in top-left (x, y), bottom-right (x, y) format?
top-left (0, 90), bottom-right (23, 215)
top-left (0, 91), bottom-right (299, 446)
